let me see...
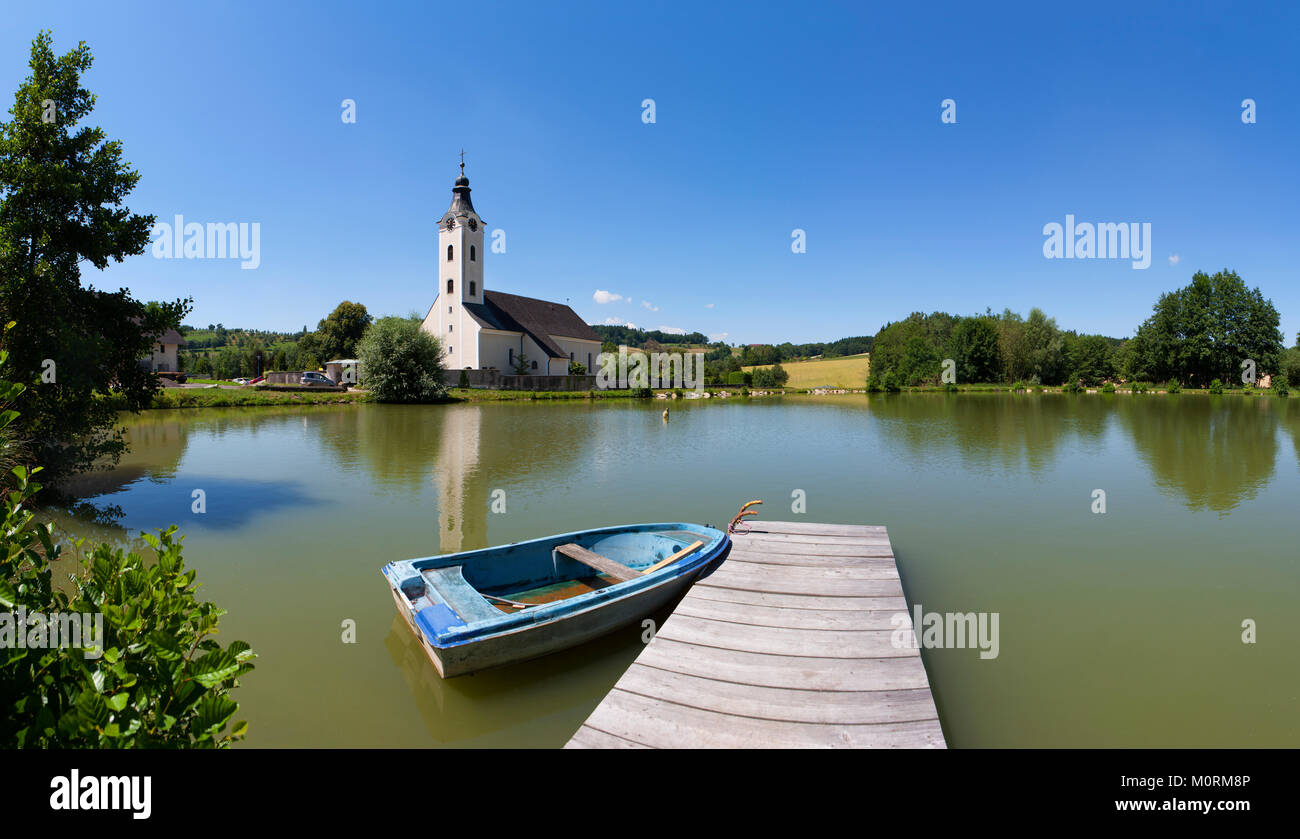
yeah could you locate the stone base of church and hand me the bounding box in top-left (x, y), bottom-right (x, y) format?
top-left (444, 369), bottom-right (601, 392)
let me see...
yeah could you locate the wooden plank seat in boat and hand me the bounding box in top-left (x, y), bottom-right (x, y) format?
top-left (422, 566), bottom-right (501, 623)
top-left (555, 543), bottom-right (641, 583)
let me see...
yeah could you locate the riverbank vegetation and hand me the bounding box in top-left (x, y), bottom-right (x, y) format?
top-left (0, 358), bottom-right (254, 747)
top-left (862, 271), bottom-right (1285, 390)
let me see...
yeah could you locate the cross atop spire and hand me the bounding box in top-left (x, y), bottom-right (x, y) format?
top-left (459, 148), bottom-right (465, 176)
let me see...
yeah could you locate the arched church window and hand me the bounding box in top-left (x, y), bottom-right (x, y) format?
top-left (470, 245), bottom-right (476, 261)
top-left (447, 279), bottom-right (453, 294)
top-left (447, 245), bottom-right (454, 261)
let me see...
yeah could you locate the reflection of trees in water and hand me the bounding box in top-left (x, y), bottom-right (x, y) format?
top-left (1114, 396), bottom-right (1278, 514)
top-left (867, 393), bottom-right (1109, 475)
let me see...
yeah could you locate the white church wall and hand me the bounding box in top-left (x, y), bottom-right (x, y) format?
top-left (478, 330), bottom-right (518, 372)
top-left (552, 336), bottom-right (602, 374)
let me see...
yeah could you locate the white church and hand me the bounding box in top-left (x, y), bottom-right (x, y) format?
top-left (421, 166), bottom-right (601, 376)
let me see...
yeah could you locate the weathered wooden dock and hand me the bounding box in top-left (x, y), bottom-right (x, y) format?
top-left (566, 521), bottom-right (946, 748)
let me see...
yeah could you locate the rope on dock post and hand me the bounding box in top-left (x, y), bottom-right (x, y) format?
top-left (728, 499), bottom-right (763, 534)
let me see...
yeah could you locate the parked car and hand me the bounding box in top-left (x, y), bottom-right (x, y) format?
top-left (300, 371), bottom-right (336, 387)
top-left (233, 377), bottom-right (250, 385)
top-left (249, 375), bottom-right (266, 385)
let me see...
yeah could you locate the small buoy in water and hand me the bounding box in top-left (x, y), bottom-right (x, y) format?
top-left (662, 408), bottom-right (669, 421)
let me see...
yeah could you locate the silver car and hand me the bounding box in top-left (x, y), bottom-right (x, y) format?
top-left (300, 371), bottom-right (336, 387)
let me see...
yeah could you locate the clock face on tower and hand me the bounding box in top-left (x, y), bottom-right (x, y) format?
top-left (468, 218), bottom-right (477, 231)
top-left (446, 216), bottom-right (455, 230)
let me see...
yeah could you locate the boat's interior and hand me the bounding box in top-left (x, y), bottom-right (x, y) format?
top-left (397, 527), bottom-right (714, 629)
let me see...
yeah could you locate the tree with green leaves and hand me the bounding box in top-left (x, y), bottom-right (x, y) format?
top-left (314, 301), bottom-right (372, 361)
top-left (1131, 270), bottom-right (1282, 386)
top-left (0, 31), bottom-right (189, 482)
top-left (1066, 333), bottom-right (1114, 385)
top-left (356, 316), bottom-right (447, 402)
top-left (949, 316), bottom-right (1002, 383)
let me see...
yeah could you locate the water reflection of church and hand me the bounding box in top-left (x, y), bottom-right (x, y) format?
top-left (434, 406), bottom-right (489, 554)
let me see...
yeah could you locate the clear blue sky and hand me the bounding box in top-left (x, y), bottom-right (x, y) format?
top-left (3, 1), bottom-right (1297, 345)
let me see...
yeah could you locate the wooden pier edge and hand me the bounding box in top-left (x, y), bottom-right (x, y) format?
top-left (565, 521), bottom-right (946, 749)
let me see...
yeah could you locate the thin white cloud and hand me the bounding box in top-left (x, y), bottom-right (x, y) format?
top-left (657, 326), bottom-right (686, 335)
top-left (709, 332), bottom-right (729, 342)
top-left (641, 300), bottom-right (660, 312)
top-left (593, 290), bottom-right (623, 304)
top-left (603, 317), bottom-right (639, 329)
top-left (1168, 254), bottom-right (1181, 266)
top-left (704, 303), bottom-right (715, 309)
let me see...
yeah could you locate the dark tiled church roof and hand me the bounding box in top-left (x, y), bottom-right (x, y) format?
top-left (464, 290), bottom-right (599, 359)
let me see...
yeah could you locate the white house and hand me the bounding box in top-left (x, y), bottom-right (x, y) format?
top-left (421, 168), bottom-right (601, 375)
top-left (142, 328), bottom-right (186, 373)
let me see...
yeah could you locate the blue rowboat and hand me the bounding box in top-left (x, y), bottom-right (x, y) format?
top-left (382, 522), bottom-right (730, 677)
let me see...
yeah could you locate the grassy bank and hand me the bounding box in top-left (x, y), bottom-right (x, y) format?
top-left (126, 381), bottom-right (1288, 411)
top-left (145, 388), bottom-right (369, 409)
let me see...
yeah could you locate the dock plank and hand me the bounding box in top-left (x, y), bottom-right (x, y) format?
top-left (566, 522), bottom-right (946, 749)
top-left (580, 689), bottom-right (946, 749)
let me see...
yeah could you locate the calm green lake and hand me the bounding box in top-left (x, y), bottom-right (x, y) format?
top-left (53, 394), bottom-right (1300, 747)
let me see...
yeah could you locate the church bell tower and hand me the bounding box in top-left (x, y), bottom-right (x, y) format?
top-left (435, 154), bottom-right (485, 369)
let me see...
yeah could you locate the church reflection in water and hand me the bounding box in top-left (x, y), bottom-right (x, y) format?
top-left (434, 403), bottom-right (487, 555)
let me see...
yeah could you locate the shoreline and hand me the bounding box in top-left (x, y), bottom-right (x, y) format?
top-left (126, 382), bottom-right (1290, 411)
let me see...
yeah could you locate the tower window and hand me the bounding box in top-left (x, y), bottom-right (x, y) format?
top-left (448, 306), bottom-right (452, 313)
top-left (447, 245), bottom-right (453, 261)
top-left (448, 324), bottom-right (453, 332)
top-left (470, 245), bottom-right (476, 262)
top-left (469, 281), bottom-right (476, 296)
top-left (509, 348), bottom-right (514, 364)
top-left (447, 279), bottom-right (453, 294)
top-left (531, 360), bottom-right (538, 370)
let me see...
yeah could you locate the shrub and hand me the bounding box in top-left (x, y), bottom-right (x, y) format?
top-left (1209, 378), bottom-right (1224, 394)
top-left (1274, 374), bottom-right (1290, 397)
top-left (634, 386), bottom-right (653, 398)
top-left (1164, 379), bottom-right (1181, 394)
top-left (865, 374), bottom-right (884, 393)
top-left (1101, 382), bottom-right (1116, 393)
top-left (752, 367), bottom-right (776, 388)
top-left (458, 369), bottom-right (470, 388)
top-left (0, 359), bottom-right (254, 747)
top-left (1132, 381), bottom-right (1151, 393)
top-left (356, 317), bottom-right (447, 403)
